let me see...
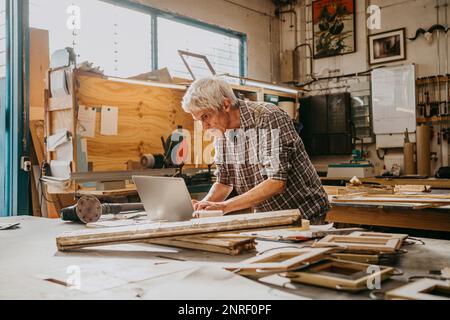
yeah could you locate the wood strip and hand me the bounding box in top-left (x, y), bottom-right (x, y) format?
top-left (363, 193), bottom-right (450, 199)
top-left (179, 236), bottom-right (254, 248)
top-left (386, 279), bottom-right (450, 300)
top-left (226, 248), bottom-right (334, 274)
top-left (29, 120), bottom-right (60, 217)
top-left (412, 203), bottom-right (449, 210)
top-left (148, 235), bottom-right (256, 255)
top-left (312, 235), bottom-right (401, 253)
top-left (326, 205), bottom-right (450, 232)
top-left (333, 197), bottom-right (450, 204)
top-left (149, 238), bottom-right (242, 255)
top-left (56, 209), bottom-right (301, 251)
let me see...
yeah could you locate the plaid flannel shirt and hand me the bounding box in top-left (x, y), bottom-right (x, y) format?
top-left (214, 99), bottom-right (330, 219)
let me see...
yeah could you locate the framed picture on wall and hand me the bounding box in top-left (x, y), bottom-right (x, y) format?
top-left (312, 0), bottom-right (356, 59)
top-left (368, 28), bottom-right (406, 65)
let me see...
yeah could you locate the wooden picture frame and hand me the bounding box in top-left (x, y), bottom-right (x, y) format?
top-left (286, 259), bottom-right (395, 291)
top-left (178, 50), bottom-right (216, 80)
top-left (368, 28), bottom-right (406, 65)
top-left (312, 0), bottom-right (356, 59)
top-left (312, 235), bottom-right (401, 253)
top-left (225, 247), bottom-right (336, 277)
top-left (386, 279), bottom-right (450, 300)
top-left (349, 231), bottom-right (408, 249)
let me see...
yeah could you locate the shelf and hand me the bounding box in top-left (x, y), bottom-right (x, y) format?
top-left (417, 115), bottom-right (450, 123)
top-left (416, 76), bottom-right (450, 85)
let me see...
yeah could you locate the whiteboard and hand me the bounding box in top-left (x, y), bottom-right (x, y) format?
top-left (371, 64), bottom-right (416, 135)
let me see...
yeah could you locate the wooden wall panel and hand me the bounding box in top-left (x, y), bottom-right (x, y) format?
top-left (29, 28), bottom-right (49, 121)
top-left (76, 76), bottom-right (196, 171)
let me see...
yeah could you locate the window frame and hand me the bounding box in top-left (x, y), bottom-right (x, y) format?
top-left (2, 0), bottom-right (30, 216)
top-left (100, 0), bottom-right (247, 77)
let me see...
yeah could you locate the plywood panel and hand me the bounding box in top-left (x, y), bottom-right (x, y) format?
top-left (29, 28), bottom-right (49, 121)
top-left (76, 76), bottom-right (196, 171)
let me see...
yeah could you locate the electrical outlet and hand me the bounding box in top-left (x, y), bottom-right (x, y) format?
top-left (20, 156), bottom-right (31, 172)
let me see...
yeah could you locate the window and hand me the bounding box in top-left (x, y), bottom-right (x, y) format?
top-left (29, 0), bottom-right (246, 79)
top-left (157, 17), bottom-right (243, 79)
top-left (29, 0), bottom-right (152, 78)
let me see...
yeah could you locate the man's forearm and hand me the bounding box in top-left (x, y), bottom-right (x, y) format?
top-left (225, 179), bottom-right (285, 213)
top-left (202, 182), bottom-right (233, 202)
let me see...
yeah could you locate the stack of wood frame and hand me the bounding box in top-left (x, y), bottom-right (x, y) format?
top-left (149, 234), bottom-right (257, 256)
top-left (56, 210), bottom-right (301, 254)
top-left (225, 231), bottom-right (409, 292)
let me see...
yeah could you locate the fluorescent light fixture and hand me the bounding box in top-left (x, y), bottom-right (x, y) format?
top-left (220, 74), bottom-right (298, 95)
top-left (243, 81), bottom-right (299, 95)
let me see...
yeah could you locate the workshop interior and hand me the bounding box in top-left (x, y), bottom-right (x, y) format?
top-left (0, 0), bottom-right (450, 302)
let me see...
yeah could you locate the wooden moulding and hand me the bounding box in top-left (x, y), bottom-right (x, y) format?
top-left (326, 205), bottom-right (450, 232)
top-left (286, 259), bottom-right (395, 292)
top-left (386, 279), bottom-right (450, 300)
top-left (149, 234), bottom-right (257, 256)
top-left (349, 231), bottom-right (408, 239)
top-left (225, 247), bottom-right (337, 277)
top-left (56, 209), bottom-right (301, 252)
top-left (332, 196), bottom-right (450, 205)
top-left (312, 235), bottom-right (402, 254)
top-left (329, 253), bottom-right (381, 264)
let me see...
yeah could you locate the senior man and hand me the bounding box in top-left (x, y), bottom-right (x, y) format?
top-left (182, 77), bottom-right (330, 223)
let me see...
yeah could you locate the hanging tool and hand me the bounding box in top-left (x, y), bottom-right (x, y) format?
top-left (425, 77), bottom-right (431, 117)
top-left (60, 196), bottom-right (144, 224)
top-left (418, 78), bottom-right (426, 117)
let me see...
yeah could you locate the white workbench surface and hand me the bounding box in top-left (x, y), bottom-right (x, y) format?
top-left (1, 216), bottom-right (449, 300)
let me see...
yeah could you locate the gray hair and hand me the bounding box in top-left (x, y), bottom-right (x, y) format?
top-left (181, 77), bottom-right (238, 114)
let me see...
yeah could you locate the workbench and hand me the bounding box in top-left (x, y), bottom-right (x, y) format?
top-left (327, 202), bottom-right (450, 232)
top-left (1, 216), bottom-right (449, 300)
top-left (321, 176), bottom-right (450, 189)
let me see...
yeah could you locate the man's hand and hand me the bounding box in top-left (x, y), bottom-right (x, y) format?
top-left (193, 200), bottom-right (229, 213)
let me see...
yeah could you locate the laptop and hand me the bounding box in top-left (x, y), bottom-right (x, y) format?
top-left (132, 176), bottom-right (223, 222)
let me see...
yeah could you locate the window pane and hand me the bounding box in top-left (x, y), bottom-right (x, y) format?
top-left (29, 0), bottom-right (152, 77)
top-left (158, 17), bottom-right (241, 79)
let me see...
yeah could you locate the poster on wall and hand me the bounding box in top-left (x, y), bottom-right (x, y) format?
top-left (312, 0), bottom-right (356, 59)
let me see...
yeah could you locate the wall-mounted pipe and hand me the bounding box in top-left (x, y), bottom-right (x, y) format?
top-left (277, 6), bottom-right (299, 49)
top-left (295, 66), bottom-right (378, 88)
top-left (294, 43), bottom-right (315, 82)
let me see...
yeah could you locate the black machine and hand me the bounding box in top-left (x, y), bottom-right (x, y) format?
top-left (60, 196), bottom-right (144, 224)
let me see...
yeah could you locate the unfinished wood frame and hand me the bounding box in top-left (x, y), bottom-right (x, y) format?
top-left (149, 234), bottom-right (257, 256)
top-left (329, 253), bottom-right (381, 264)
top-left (349, 232), bottom-right (408, 249)
top-left (349, 231), bottom-right (408, 240)
top-left (56, 209), bottom-right (301, 251)
top-left (224, 248), bottom-right (336, 276)
top-left (386, 279), bottom-right (450, 300)
top-left (312, 235), bottom-right (401, 254)
top-left (286, 259), bottom-right (395, 292)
